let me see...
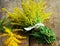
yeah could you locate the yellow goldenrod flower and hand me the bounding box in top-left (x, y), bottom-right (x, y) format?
top-left (0, 27), bottom-right (26, 46)
top-left (2, 0), bottom-right (53, 29)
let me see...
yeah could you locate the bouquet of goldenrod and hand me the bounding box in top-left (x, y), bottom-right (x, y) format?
top-left (0, 17), bottom-right (26, 46)
top-left (2, 0), bottom-right (52, 29)
top-left (0, 0), bottom-right (56, 46)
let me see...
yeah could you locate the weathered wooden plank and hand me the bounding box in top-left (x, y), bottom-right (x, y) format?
top-left (30, 37), bottom-right (38, 46)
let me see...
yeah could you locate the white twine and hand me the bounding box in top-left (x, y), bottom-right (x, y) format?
top-left (24, 23), bottom-right (45, 31)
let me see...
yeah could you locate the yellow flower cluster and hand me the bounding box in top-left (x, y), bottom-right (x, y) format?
top-left (0, 27), bottom-right (26, 46)
top-left (21, 0), bottom-right (53, 23)
top-left (2, 0), bottom-right (53, 28)
top-left (0, 0), bottom-right (53, 46)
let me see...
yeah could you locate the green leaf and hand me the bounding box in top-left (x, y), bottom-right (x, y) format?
top-left (30, 26), bottom-right (56, 44)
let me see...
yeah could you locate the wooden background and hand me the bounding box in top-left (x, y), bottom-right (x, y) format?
top-left (0, 0), bottom-right (60, 46)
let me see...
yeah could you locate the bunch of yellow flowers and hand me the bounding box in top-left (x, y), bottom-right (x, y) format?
top-left (0, 17), bottom-right (26, 46)
top-left (0, 0), bottom-right (54, 46)
top-left (2, 0), bottom-right (53, 29)
top-left (0, 26), bottom-right (26, 46)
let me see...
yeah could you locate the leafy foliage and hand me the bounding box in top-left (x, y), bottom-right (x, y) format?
top-left (30, 26), bottom-right (56, 44)
top-left (0, 17), bottom-right (6, 33)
